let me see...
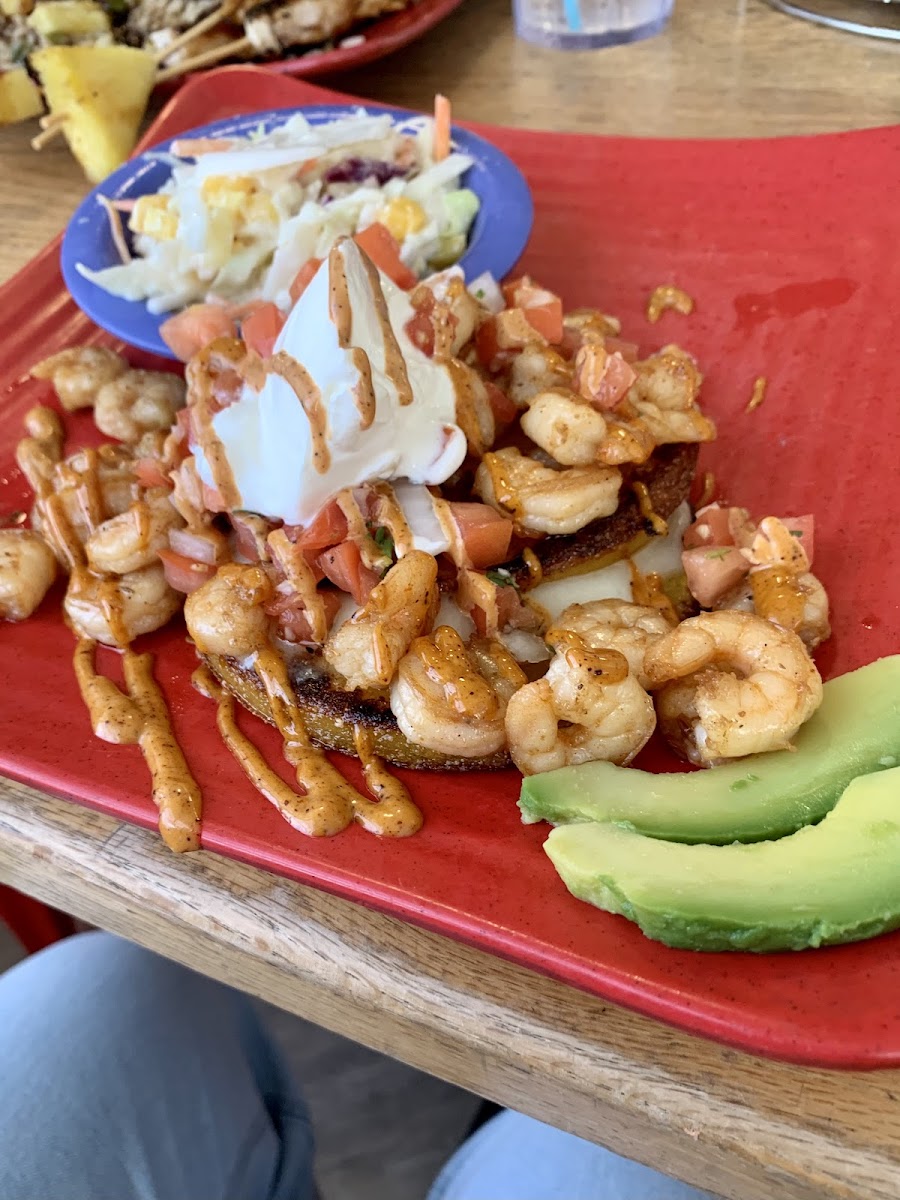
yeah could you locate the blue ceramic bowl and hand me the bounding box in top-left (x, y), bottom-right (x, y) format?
top-left (61, 104), bottom-right (534, 360)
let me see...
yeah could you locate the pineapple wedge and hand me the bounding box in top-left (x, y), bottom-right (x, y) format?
top-left (28, 0), bottom-right (111, 37)
top-left (0, 69), bottom-right (45, 125)
top-left (0, 0), bottom-right (34, 15)
top-left (30, 45), bottom-right (156, 184)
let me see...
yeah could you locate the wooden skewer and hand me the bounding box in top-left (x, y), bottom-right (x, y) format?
top-left (156, 33), bottom-right (253, 82)
top-left (154, 0), bottom-right (241, 63)
top-left (39, 110), bottom-right (68, 132)
top-left (31, 120), bottom-right (67, 151)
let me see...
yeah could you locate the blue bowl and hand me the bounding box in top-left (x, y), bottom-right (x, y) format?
top-left (61, 104), bottom-right (534, 360)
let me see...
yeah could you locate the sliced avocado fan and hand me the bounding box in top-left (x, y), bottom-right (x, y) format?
top-left (545, 765), bottom-right (900, 952)
top-left (520, 656), bottom-right (900, 845)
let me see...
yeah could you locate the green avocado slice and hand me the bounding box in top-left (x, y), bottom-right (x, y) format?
top-left (544, 766), bottom-right (900, 952)
top-left (519, 656), bottom-right (900, 845)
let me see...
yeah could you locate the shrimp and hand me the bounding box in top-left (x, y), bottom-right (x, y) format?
top-left (550, 599), bottom-right (673, 689)
top-left (94, 370), bottom-right (186, 443)
top-left (504, 633), bottom-right (655, 775)
top-left (31, 347), bottom-right (127, 412)
top-left (184, 564), bottom-right (274, 659)
top-left (15, 406), bottom-right (64, 492)
top-left (324, 550), bottom-right (439, 691)
top-left (390, 626), bottom-right (510, 758)
top-left (0, 529), bottom-right (57, 621)
top-left (474, 447), bottom-right (622, 536)
top-left (86, 490), bottom-right (184, 575)
top-left (644, 610), bottom-right (823, 765)
top-left (508, 344), bottom-right (572, 407)
top-left (719, 571), bottom-right (831, 652)
top-left (64, 563), bottom-right (181, 647)
top-left (628, 346), bottom-right (716, 444)
top-left (521, 389), bottom-right (654, 467)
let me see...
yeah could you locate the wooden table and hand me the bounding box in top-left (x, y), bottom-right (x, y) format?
top-left (2, 3), bottom-right (900, 1197)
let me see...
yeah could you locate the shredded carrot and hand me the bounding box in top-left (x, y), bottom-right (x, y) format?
top-left (433, 93), bottom-right (451, 163)
top-left (170, 137), bottom-right (235, 157)
top-left (97, 194), bottom-right (131, 265)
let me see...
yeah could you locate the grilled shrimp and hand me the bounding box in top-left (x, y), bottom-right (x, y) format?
top-left (324, 550), bottom-right (439, 691)
top-left (15, 406), bottom-right (64, 492)
top-left (504, 633), bottom-right (655, 775)
top-left (94, 370), bottom-right (186, 443)
top-left (551, 599), bottom-right (673, 689)
top-left (521, 389), bottom-right (654, 467)
top-left (184, 564), bottom-right (274, 658)
top-left (64, 563), bottom-right (181, 647)
top-left (508, 345), bottom-right (572, 407)
top-left (31, 347), bottom-right (127, 412)
top-left (719, 571), bottom-right (831, 653)
top-left (85, 490), bottom-right (184, 576)
top-left (474, 447), bottom-right (622, 536)
top-left (0, 529), bottom-right (57, 621)
top-left (390, 626), bottom-right (511, 758)
top-left (644, 610), bottom-right (823, 765)
top-left (628, 346), bottom-right (716, 444)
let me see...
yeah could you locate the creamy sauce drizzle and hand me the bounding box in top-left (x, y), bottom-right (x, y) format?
top-left (186, 339), bottom-right (246, 509)
top-left (547, 628), bottom-right (629, 680)
top-left (74, 638), bottom-right (202, 853)
top-left (646, 284), bottom-right (695, 324)
top-left (372, 483), bottom-right (413, 557)
top-left (335, 488), bottom-right (384, 571)
top-left (357, 251), bottom-right (414, 406)
top-left (266, 351), bottom-right (330, 475)
top-left (349, 348), bottom-right (377, 429)
top-left (267, 528), bottom-right (327, 643)
top-left (695, 470), bottom-right (717, 509)
top-left (522, 547), bottom-right (543, 586)
top-left (352, 726), bottom-right (423, 837)
top-left (746, 375), bottom-right (767, 413)
top-left (481, 452), bottom-right (522, 520)
top-left (414, 626), bottom-right (498, 719)
top-left (444, 359), bottom-right (484, 454)
top-left (629, 561), bottom-right (680, 624)
top-left (632, 481), bottom-right (668, 536)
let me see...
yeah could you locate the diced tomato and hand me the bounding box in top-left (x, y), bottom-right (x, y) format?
top-left (485, 381), bottom-right (518, 432)
top-left (405, 308), bottom-right (436, 357)
top-left (684, 503), bottom-right (739, 549)
top-left (201, 482), bottom-right (229, 514)
top-left (160, 304), bottom-right (237, 363)
top-left (158, 548), bottom-right (217, 594)
top-left (474, 317), bottom-right (501, 369)
top-left (447, 501), bottom-right (514, 569)
top-left (782, 515), bottom-right (815, 566)
top-left (604, 337), bottom-right (640, 363)
top-left (501, 277), bottom-right (564, 344)
top-left (316, 540), bottom-right (382, 606)
top-left (134, 458), bottom-right (171, 489)
top-left (241, 302), bottom-right (286, 358)
top-left (682, 546), bottom-right (750, 608)
top-left (231, 512), bottom-right (273, 563)
top-left (265, 588), bottom-right (344, 644)
top-left (287, 501), bottom-right (348, 552)
top-left (353, 222), bottom-right (418, 290)
top-left (574, 345), bottom-right (636, 410)
top-left (289, 257), bottom-right (323, 305)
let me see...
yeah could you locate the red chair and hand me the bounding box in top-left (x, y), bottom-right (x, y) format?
top-left (0, 885), bottom-right (76, 955)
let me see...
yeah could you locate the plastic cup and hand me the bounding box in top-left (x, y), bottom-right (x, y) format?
top-left (513, 0), bottom-right (675, 49)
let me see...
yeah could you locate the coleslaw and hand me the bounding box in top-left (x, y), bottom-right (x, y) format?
top-left (77, 106), bottom-right (480, 315)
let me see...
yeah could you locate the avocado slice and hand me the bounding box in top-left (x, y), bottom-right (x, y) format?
top-left (519, 656), bottom-right (900, 845)
top-left (544, 766), bottom-right (900, 952)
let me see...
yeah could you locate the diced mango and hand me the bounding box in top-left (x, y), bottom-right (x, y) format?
top-left (129, 194), bottom-right (177, 240)
top-left (379, 196), bottom-right (427, 242)
top-left (201, 175), bottom-right (256, 213)
top-left (0, 68), bottom-right (44, 125)
top-left (30, 45), bottom-right (156, 184)
top-left (28, 0), bottom-right (110, 37)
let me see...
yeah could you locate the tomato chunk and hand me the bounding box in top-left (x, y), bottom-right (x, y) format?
top-left (158, 548), bottom-right (217, 594)
top-left (241, 302), bottom-right (286, 358)
top-left (447, 501), bottom-right (514, 568)
top-left (485, 381), bottom-right (518, 433)
top-left (682, 546), bottom-right (750, 608)
top-left (502, 277), bottom-right (564, 344)
top-left (160, 304), bottom-right (237, 363)
top-left (265, 588), bottom-right (344, 644)
top-left (288, 501), bottom-right (348, 552)
top-left (354, 222), bottom-right (418, 290)
top-left (289, 257), bottom-right (323, 305)
top-left (134, 458), bottom-right (171, 490)
top-left (317, 540), bottom-right (382, 606)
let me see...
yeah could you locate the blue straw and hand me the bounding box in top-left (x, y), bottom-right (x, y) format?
top-left (563, 0), bottom-right (583, 31)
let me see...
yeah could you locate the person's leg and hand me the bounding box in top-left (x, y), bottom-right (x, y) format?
top-left (0, 930), bottom-right (315, 1200)
top-left (428, 1110), bottom-right (722, 1200)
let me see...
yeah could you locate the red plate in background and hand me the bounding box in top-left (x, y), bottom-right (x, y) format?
top-left (159, 0), bottom-right (465, 89)
top-left (2, 69), bottom-right (900, 1069)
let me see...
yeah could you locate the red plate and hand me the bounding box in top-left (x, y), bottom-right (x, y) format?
top-left (2, 69), bottom-right (900, 1069)
top-left (161, 0), bottom-right (465, 87)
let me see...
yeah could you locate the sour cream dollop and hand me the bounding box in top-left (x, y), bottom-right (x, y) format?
top-left (194, 238), bottom-right (467, 525)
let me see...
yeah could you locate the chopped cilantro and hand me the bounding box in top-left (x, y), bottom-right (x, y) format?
top-left (486, 568), bottom-right (517, 589)
top-left (475, 288), bottom-right (485, 299)
top-left (789, 529), bottom-right (803, 538)
top-left (705, 548), bottom-right (730, 560)
top-left (372, 525), bottom-right (394, 559)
